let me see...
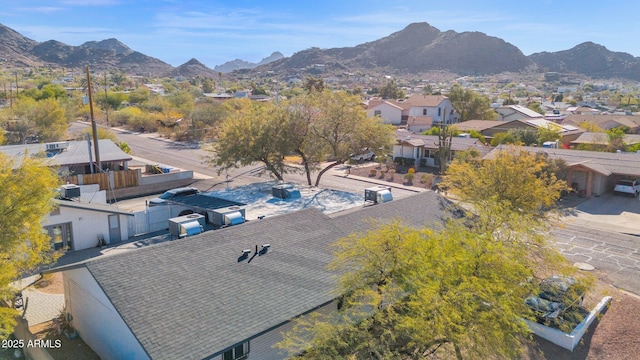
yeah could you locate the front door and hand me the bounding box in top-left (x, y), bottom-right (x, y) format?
top-left (108, 214), bottom-right (121, 243)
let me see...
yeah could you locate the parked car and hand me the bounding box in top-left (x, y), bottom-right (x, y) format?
top-left (149, 187), bottom-right (199, 206)
top-left (613, 179), bottom-right (640, 197)
top-left (351, 149), bottom-right (375, 162)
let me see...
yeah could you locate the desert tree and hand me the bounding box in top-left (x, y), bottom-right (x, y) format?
top-left (279, 221), bottom-right (540, 359)
top-left (0, 153), bottom-right (60, 338)
top-left (441, 146), bottom-right (570, 271)
top-left (280, 94), bottom-right (323, 185)
top-left (536, 124), bottom-right (562, 145)
top-left (207, 99), bottom-right (292, 180)
top-left (448, 83), bottom-right (496, 121)
top-left (2, 97), bottom-right (67, 144)
top-left (310, 90), bottom-right (394, 186)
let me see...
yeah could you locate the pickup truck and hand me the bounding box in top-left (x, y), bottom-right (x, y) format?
top-left (613, 179), bottom-right (640, 197)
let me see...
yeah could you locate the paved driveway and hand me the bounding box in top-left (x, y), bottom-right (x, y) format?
top-left (561, 192), bottom-right (640, 235)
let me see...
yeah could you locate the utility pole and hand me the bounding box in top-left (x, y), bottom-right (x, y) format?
top-left (86, 66), bottom-right (102, 171)
top-left (104, 72), bottom-right (109, 127)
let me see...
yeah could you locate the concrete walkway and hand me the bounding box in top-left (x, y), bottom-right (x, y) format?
top-left (13, 275), bottom-right (65, 327)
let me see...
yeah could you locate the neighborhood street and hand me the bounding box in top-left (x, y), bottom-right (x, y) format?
top-left (554, 223), bottom-right (640, 294)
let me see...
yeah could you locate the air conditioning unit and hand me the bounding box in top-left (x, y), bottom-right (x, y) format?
top-left (364, 185), bottom-right (392, 204)
top-left (208, 206), bottom-right (246, 227)
top-left (272, 184), bottom-right (301, 199)
top-left (60, 184), bottom-right (81, 199)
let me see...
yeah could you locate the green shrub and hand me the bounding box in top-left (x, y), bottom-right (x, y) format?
top-left (404, 173), bottom-right (414, 184)
top-left (420, 173), bottom-right (434, 187)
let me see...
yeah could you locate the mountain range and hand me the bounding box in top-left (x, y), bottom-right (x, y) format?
top-left (213, 52), bottom-right (285, 73)
top-left (2, 22), bottom-right (640, 81)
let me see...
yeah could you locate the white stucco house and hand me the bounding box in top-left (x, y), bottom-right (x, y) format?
top-left (367, 94), bottom-right (460, 131)
top-left (46, 192), bottom-right (453, 360)
top-left (366, 99), bottom-right (404, 125)
top-left (44, 198), bottom-right (133, 251)
top-left (393, 129), bottom-right (490, 168)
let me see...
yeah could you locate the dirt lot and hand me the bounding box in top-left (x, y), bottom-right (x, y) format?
top-left (525, 289), bottom-right (640, 359)
top-left (33, 272), bottom-right (64, 294)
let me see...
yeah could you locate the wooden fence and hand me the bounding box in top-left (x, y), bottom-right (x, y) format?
top-left (65, 169), bottom-right (139, 190)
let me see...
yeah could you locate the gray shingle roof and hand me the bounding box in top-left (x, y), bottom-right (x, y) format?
top-left (83, 191), bottom-right (453, 360)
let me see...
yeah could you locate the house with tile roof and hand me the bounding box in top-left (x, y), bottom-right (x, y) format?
top-left (46, 191), bottom-right (454, 360)
top-left (486, 145), bottom-right (640, 197)
top-left (366, 95), bottom-right (460, 132)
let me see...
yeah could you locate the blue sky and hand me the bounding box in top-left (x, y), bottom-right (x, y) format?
top-left (2, 0), bottom-right (639, 68)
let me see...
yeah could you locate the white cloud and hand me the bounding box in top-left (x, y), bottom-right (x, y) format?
top-left (15, 7), bottom-right (64, 13)
top-left (60, 0), bottom-right (119, 5)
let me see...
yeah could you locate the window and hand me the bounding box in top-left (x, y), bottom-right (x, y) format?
top-left (374, 110), bottom-right (381, 117)
top-left (422, 109), bottom-right (427, 116)
top-left (222, 341), bottom-right (249, 360)
top-left (44, 223), bottom-right (73, 251)
top-left (438, 107), bottom-right (441, 116)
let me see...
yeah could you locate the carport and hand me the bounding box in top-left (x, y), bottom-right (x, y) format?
top-left (487, 146), bottom-right (640, 197)
top-left (565, 163), bottom-right (610, 197)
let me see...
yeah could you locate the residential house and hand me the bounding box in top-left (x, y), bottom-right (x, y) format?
top-left (0, 139), bottom-right (132, 175)
top-left (44, 198), bottom-right (134, 251)
top-left (569, 132), bottom-right (640, 149)
top-left (401, 94), bottom-right (459, 125)
top-left (366, 99), bottom-right (404, 125)
top-left (0, 139), bottom-right (197, 200)
top-left (487, 145), bottom-right (640, 197)
top-left (562, 114), bottom-right (640, 134)
top-left (454, 119), bottom-right (584, 145)
top-left (393, 129), bottom-right (490, 168)
top-left (142, 84), bottom-right (165, 95)
top-left (47, 191), bottom-right (454, 360)
top-left (202, 93), bottom-right (234, 101)
top-left (367, 94), bottom-right (460, 131)
top-left (494, 105), bottom-right (544, 122)
top-left (572, 107), bottom-right (600, 115)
